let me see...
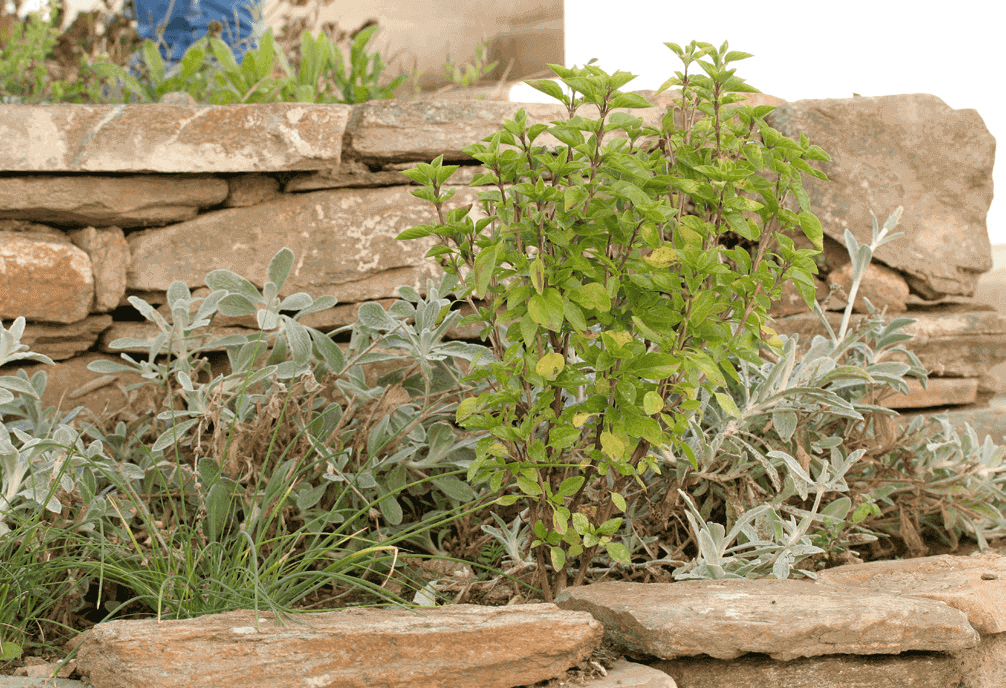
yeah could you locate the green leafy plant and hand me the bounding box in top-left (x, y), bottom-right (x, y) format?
top-left (88, 20), bottom-right (407, 104)
top-left (0, 0), bottom-right (463, 105)
top-left (0, 5), bottom-right (71, 103)
top-left (440, 39), bottom-right (499, 89)
top-left (398, 40), bottom-right (829, 600)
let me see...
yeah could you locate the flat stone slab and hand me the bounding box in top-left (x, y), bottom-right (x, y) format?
top-left (817, 551), bottom-right (1006, 633)
top-left (925, 393), bottom-right (1006, 445)
top-left (766, 94), bottom-right (994, 299)
top-left (881, 377), bottom-right (979, 409)
top-left (590, 660), bottom-right (678, 687)
top-left (0, 104), bottom-right (350, 173)
top-left (554, 580), bottom-right (979, 661)
top-left (74, 604), bottom-right (603, 688)
top-left (652, 652), bottom-right (960, 688)
top-left (125, 185), bottom-right (481, 304)
top-left (774, 308), bottom-right (1006, 379)
top-left (346, 93), bottom-right (784, 163)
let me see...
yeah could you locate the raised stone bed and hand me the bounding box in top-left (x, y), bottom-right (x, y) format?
top-left (17, 551), bottom-right (1004, 688)
top-left (0, 92), bottom-right (1001, 425)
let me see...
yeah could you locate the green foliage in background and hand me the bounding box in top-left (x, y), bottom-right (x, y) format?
top-left (0, 0), bottom-right (483, 104)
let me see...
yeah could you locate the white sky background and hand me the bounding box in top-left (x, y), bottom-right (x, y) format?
top-left (514, 0), bottom-right (1003, 246)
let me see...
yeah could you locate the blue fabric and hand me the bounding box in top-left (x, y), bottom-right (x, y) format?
top-left (127, 0), bottom-right (262, 78)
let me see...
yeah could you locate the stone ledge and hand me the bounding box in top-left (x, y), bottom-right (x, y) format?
top-left (0, 104), bottom-right (351, 172)
top-left (74, 604), bottom-right (604, 688)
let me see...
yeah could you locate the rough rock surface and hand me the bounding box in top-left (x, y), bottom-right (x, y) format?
top-left (554, 579), bottom-right (979, 661)
top-left (26, 553), bottom-right (1006, 688)
top-left (881, 377), bottom-right (979, 409)
top-left (774, 308), bottom-right (1006, 381)
top-left (816, 551), bottom-right (1006, 634)
top-left (0, 228), bottom-right (93, 323)
top-left (124, 185), bottom-right (478, 304)
top-left (0, 174), bottom-right (229, 228)
top-left (65, 225), bottom-right (129, 312)
top-left (766, 94), bottom-right (995, 299)
top-left (652, 653), bottom-right (961, 688)
top-left (824, 261), bottom-right (911, 313)
top-left (74, 604), bottom-right (604, 688)
top-left (0, 103), bottom-right (350, 173)
top-left (7, 315), bottom-right (113, 361)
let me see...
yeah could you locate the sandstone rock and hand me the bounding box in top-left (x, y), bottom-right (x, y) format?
top-left (554, 579), bottom-right (978, 661)
top-left (774, 308), bottom-right (1006, 381)
top-left (11, 314), bottom-right (112, 360)
top-left (66, 225), bottom-right (128, 311)
top-left (0, 175), bottom-right (229, 228)
top-left (816, 551), bottom-right (1006, 634)
top-left (880, 377), bottom-right (979, 409)
top-left (953, 632), bottom-right (1006, 688)
top-left (904, 393), bottom-right (1006, 446)
top-left (824, 261), bottom-right (910, 313)
top-left (0, 231), bottom-right (93, 323)
top-left (0, 351), bottom-right (162, 425)
top-left (0, 104), bottom-right (351, 173)
top-left (766, 94), bottom-right (995, 299)
top-left (974, 245), bottom-right (1006, 315)
top-left (769, 277), bottom-right (830, 317)
top-left (347, 100), bottom-right (569, 162)
top-left (157, 91), bottom-right (198, 106)
top-left (74, 605), bottom-right (603, 688)
top-left (13, 658), bottom-right (77, 678)
top-left (282, 158), bottom-right (428, 193)
top-left (125, 185), bottom-right (482, 303)
top-left (222, 173), bottom-right (282, 207)
top-left (346, 93), bottom-right (783, 164)
top-left (602, 660), bottom-right (678, 687)
top-left (653, 653), bottom-right (960, 688)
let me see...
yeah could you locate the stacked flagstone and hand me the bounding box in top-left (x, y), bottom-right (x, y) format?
top-left (0, 92), bottom-right (1002, 433)
top-left (25, 551), bottom-right (1004, 688)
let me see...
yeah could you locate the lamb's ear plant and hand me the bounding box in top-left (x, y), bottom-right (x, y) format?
top-left (0, 245), bottom-right (509, 643)
top-left (69, 247), bottom-right (500, 616)
top-left (398, 39), bottom-right (829, 600)
top-left (667, 206), bottom-right (1006, 579)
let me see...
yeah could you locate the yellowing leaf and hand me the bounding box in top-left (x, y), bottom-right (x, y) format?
top-left (603, 330), bottom-right (633, 351)
top-left (456, 396), bottom-right (479, 423)
top-left (486, 442), bottom-right (509, 457)
top-left (516, 472), bottom-right (542, 496)
top-left (550, 546), bottom-right (566, 570)
top-left (643, 245), bottom-right (678, 268)
top-left (573, 413), bottom-right (593, 428)
top-left (529, 257), bottom-right (545, 295)
top-left (643, 391), bottom-right (664, 415)
top-left (761, 324), bottom-right (784, 348)
top-left (610, 491), bottom-right (627, 512)
top-left (535, 351), bottom-right (566, 379)
top-left (714, 392), bottom-right (742, 418)
top-left (600, 431), bottom-right (625, 459)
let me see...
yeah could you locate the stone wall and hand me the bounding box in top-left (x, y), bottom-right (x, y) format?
top-left (0, 91), bottom-right (1003, 423)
